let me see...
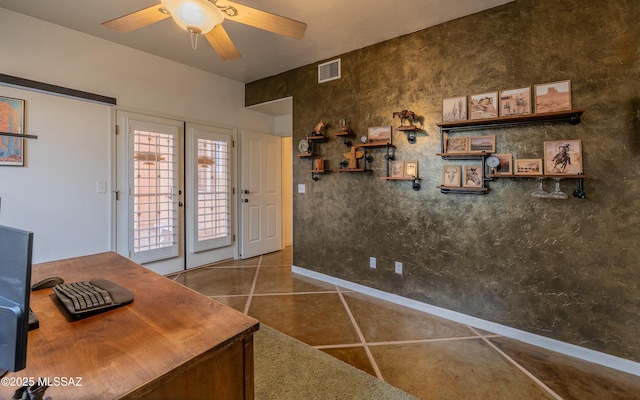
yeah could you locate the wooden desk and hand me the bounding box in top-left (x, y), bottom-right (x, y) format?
top-left (1, 252), bottom-right (259, 399)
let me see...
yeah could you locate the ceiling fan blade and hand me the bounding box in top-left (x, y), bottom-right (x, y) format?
top-left (226, 1), bottom-right (307, 40)
top-left (102, 4), bottom-right (170, 33)
top-left (204, 25), bottom-right (241, 61)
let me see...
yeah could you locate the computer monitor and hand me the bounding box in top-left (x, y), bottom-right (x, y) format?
top-left (0, 225), bottom-right (33, 373)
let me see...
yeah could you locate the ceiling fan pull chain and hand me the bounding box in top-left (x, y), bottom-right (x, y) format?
top-left (190, 30), bottom-right (199, 50)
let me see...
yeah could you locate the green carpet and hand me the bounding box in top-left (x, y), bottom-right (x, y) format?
top-left (254, 325), bottom-right (418, 400)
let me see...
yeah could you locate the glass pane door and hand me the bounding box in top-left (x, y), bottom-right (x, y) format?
top-left (127, 119), bottom-right (182, 265)
top-left (185, 123), bottom-right (236, 269)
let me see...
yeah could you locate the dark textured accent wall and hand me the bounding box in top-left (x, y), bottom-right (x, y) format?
top-left (246, 0), bottom-right (640, 363)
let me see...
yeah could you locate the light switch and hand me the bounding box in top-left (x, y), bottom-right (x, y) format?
top-left (298, 184), bottom-right (305, 193)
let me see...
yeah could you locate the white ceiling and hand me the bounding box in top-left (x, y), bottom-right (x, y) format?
top-left (0, 0), bottom-right (514, 84)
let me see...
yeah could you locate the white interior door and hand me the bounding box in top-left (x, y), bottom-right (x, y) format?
top-left (185, 123), bottom-right (236, 269)
top-left (116, 111), bottom-right (184, 275)
top-left (240, 131), bottom-right (282, 259)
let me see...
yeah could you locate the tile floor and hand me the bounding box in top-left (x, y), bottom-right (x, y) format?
top-left (170, 247), bottom-right (640, 399)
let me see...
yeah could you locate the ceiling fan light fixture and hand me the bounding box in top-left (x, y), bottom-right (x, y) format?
top-left (161, 0), bottom-right (223, 34)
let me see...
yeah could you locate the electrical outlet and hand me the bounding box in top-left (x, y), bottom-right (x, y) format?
top-left (395, 261), bottom-right (403, 275)
top-left (370, 257), bottom-right (376, 269)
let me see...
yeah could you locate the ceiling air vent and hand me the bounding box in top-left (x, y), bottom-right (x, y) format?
top-left (318, 59), bottom-right (341, 83)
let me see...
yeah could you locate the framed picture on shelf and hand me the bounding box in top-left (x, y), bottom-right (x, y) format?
top-left (463, 165), bottom-right (483, 188)
top-left (469, 92), bottom-right (498, 120)
top-left (442, 96), bottom-right (467, 122)
top-left (514, 159), bottom-right (543, 175)
top-left (391, 160), bottom-right (405, 178)
top-left (445, 136), bottom-right (469, 153)
top-left (535, 80), bottom-right (572, 113)
top-left (493, 153), bottom-right (513, 175)
top-left (404, 160), bottom-right (418, 178)
top-left (543, 139), bottom-right (583, 175)
top-left (499, 87), bottom-right (531, 117)
top-left (442, 165), bottom-right (461, 187)
top-left (367, 126), bottom-right (392, 145)
top-left (468, 135), bottom-right (496, 153)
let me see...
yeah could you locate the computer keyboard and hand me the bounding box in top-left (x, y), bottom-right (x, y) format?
top-left (52, 279), bottom-right (133, 318)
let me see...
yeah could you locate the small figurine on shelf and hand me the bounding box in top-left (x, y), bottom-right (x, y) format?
top-left (311, 120), bottom-right (325, 137)
top-left (338, 118), bottom-right (349, 133)
top-left (343, 146), bottom-right (364, 169)
top-left (392, 110), bottom-right (417, 131)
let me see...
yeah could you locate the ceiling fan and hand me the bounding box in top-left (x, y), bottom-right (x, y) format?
top-left (102, 0), bottom-right (307, 61)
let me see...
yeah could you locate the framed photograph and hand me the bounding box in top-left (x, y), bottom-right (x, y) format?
top-left (404, 160), bottom-right (418, 178)
top-left (535, 80), bottom-right (572, 113)
top-left (499, 87), bottom-right (531, 117)
top-left (391, 160), bottom-right (405, 178)
top-left (543, 139), bottom-right (583, 175)
top-left (463, 165), bottom-right (483, 188)
top-left (445, 136), bottom-right (469, 154)
top-left (0, 96), bottom-right (25, 166)
top-left (514, 159), bottom-right (543, 175)
top-left (442, 96), bottom-right (467, 122)
top-left (493, 153), bottom-right (513, 175)
top-left (442, 165), bottom-right (461, 187)
top-left (469, 92), bottom-right (498, 120)
top-left (468, 135), bottom-right (496, 153)
top-left (367, 126), bottom-right (392, 145)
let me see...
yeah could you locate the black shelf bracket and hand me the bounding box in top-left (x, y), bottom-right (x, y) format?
top-left (573, 178), bottom-right (586, 199)
top-left (412, 178), bottom-right (421, 191)
top-left (0, 131), bottom-right (38, 140)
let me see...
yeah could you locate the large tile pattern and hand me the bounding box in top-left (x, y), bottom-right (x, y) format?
top-left (170, 248), bottom-right (640, 399)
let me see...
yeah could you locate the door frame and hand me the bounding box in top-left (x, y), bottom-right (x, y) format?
top-left (111, 108), bottom-right (287, 267)
top-left (113, 108), bottom-right (240, 273)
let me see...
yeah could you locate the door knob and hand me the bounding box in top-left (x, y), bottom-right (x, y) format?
top-left (243, 199), bottom-right (249, 203)
top-left (243, 190), bottom-right (250, 194)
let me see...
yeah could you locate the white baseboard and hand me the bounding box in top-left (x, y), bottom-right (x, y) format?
top-left (292, 265), bottom-right (640, 377)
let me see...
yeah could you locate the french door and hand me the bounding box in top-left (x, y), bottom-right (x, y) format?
top-left (185, 123), bottom-right (236, 269)
top-left (115, 111), bottom-right (235, 274)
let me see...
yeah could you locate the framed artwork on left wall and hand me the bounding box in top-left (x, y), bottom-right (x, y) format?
top-left (0, 96), bottom-right (25, 166)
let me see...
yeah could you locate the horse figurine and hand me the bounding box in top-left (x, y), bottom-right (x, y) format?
top-left (313, 120), bottom-right (325, 136)
top-left (392, 110), bottom-right (416, 129)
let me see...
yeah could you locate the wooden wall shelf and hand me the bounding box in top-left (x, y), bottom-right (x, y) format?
top-left (382, 176), bottom-right (421, 190)
top-left (436, 109), bottom-right (585, 133)
top-left (437, 186), bottom-right (489, 195)
top-left (487, 174), bottom-right (588, 179)
top-left (436, 152), bottom-right (491, 159)
top-left (357, 142), bottom-right (395, 148)
top-left (436, 109), bottom-right (586, 195)
top-left (332, 168), bottom-right (372, 173)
